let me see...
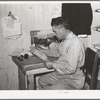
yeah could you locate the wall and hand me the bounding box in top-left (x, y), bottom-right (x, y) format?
top-left (91, 3), bottom-right (100, 45)
top-left (0, 2), bottom-right (61, 90)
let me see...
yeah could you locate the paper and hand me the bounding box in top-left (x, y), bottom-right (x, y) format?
top-left (1, 16), bottom-right (22, 39)
top-left (6, 17), bottom-right (14, 29)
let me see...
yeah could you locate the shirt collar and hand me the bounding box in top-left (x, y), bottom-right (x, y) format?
top-left (65, 31), bottom-right (74, 40)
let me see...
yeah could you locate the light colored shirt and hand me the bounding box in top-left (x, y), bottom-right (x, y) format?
top-left (46, 32), bottom-right (85, 75)
top-left (53, 32), bottom-right (85, 75)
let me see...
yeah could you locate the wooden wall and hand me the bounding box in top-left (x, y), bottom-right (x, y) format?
top-left (0, 2), bottom-right (61, 90)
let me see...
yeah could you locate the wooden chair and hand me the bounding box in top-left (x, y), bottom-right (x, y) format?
top-left (83, 48), bottom-right (99, 89)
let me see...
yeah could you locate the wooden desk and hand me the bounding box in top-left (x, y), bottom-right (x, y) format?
top-left (12, 56), bottom-right (57, 90)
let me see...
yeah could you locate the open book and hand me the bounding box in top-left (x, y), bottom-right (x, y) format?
top-left (32, 49), bottom-right (48, 61)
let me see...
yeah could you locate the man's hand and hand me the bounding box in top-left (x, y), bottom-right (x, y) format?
top-left (44, 61), bottom-right (53, 69)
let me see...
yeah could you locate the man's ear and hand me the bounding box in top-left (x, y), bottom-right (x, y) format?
top-left (60, 27), bottom-right (65, 32)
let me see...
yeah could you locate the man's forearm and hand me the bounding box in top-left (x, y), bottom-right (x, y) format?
top-left (42, 49), bottom-right (59, 57)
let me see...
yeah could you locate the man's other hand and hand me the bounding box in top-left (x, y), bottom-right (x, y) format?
top-left (44, 61), bottom-right (53, 69)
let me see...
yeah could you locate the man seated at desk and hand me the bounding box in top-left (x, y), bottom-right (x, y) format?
top-left (30, 17), bottom-right (85, 90)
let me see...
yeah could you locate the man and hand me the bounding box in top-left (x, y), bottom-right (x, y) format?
top-left (37, 17), bottom-right (85, 90)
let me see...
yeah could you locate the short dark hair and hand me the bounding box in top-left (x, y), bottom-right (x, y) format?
top-left (51, 17), bottom-right (71, 30)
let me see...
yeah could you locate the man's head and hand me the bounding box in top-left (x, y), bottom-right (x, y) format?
top-left (51, 17), bottom-right (71, 39)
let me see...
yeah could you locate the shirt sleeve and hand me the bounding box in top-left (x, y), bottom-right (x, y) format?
top-left (53, 45), bottom-right (82, 74)
top-left (41, 49), bottom-right (59, 57)
top-left (41, 42), bottom-right (60, 57)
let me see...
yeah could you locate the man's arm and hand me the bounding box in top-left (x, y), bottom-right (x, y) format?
top-left (36, 42), bottom-right (60, 58)
top-left (41, 49), bottom-right (59, 57)
top-left (52, 45), bottom-right (84, 74)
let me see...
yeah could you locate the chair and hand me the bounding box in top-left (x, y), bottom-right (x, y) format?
top-left (83, 48), bottom-right (99, 89)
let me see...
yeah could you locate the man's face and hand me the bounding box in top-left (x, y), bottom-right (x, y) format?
top-left (52, 26), bottom-right (64, 39)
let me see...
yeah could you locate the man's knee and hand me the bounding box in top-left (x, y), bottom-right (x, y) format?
top-left (38, 72), bottom-right (58, 89)
top-left (38, 75), bottom-right (44, 86)
top-left (38, 74), bottom-right (48, 88)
